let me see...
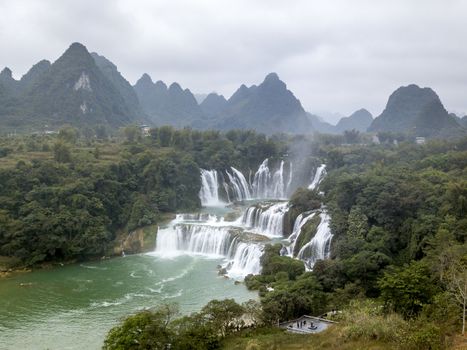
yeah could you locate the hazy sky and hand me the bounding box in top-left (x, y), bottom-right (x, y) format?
top-left (1, 0), bottom-right (466, 121)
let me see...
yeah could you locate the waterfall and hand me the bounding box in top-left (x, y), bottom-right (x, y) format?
top-left (252, 159), bottom-right (292, 199)
top-left (199, 169), bottom-right (224, 206)
top-left (225, 242), bottom-right (263, 279)
top-left (286, 162), bottom-right (293, 193)
top-left (200, 158), bottom-right (293, 204)
top-left (154, 215), bottom-right (263, 279)
top-left (176, 213), bottom-right (218, 222)
top-left (241, 202), bottom-right (288, 237)
top-left (155, 224), bottom-right (234, 258)
top-left (252, 159), bottom-right (270, 198)
top-left (271, 161), bottom-right (285, 198)
top-left (226, 167), bottom-right (252, 201)
top-left (297, 212), bottom-right (333, 267)
top-left (308, 164), bottom-right (326, 190)
top-left (287, 212), bottom-right (316, 256)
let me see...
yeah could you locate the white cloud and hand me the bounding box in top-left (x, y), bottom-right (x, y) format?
top-left (0, 0), bottom-right (466, 118)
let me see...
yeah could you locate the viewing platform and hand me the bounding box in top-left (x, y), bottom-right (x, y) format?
top-left (279, 315), bottom-right (336, 334)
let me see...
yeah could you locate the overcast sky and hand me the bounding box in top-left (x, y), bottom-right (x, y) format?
top-left (0, 0), bottom-right (466, 122)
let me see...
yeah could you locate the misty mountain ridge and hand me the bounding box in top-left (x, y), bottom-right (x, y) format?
top-left (309, 108), bottom-right (373, 134)
top-left (368, 84), bottom-right (464, 138)
top-left (134, 73), bottom-right (204, 127)
top-left (209, 72), bottom-right (313, 134)
top-left (135, 72), bottom-right (314, 134)
top-left (0, 42), bottom-right (147, 130)
top-left (0, 42), bottom-right (465, 138)
top-left (199, 92), bottom-right (228, 118)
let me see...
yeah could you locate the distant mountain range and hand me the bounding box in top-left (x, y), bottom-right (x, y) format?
top-left (368, 84), bottom-right (464, 138)
top-left (0, 43), bottom-right (148, 131)
top-left (0, 42), bottom-right (465, 138)
top-left (133, 72), bottom-right (312, 134)
top-left (134, 73), bottom-right (204, 128)
top-left (308, 108), bottom-right (374, 134)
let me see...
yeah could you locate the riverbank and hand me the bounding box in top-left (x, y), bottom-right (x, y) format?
top-left (0, 213), bottom-right (176, 278)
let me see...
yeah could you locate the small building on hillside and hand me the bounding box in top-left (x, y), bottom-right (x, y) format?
top-left (415, 137), bottom-right (426, 145)
top-left (140, 125), bottom-right (151, 137)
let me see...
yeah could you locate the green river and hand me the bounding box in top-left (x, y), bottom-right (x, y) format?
top-left (0, 253), bottom-right (257, 349)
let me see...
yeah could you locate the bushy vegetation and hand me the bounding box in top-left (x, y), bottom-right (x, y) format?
top-left (103, 299), bottom-right (263, 350)
top-left (0, 127), bottom-right (283, 267)
top-left (242, 137), bottom-right (467, 348)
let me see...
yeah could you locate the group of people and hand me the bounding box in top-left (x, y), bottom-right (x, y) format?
top-left (288, 319), bottom-right (318, 330)
top-left (296, 320), bottom-right (308, 328)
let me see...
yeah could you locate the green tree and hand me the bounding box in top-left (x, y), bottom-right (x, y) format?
top-left (378, 261), bottom-right (438, 317)
top-left (123, 125), bottom-right (141, 143)
top-left (58, 126), bottom-right (79, 144)
top-left (158, 126), bottom-right (174, 147)
top-left (200, 299), bottom-right (245, 337)
top-left (53, 141), bottom-right (72, 163)
top-left (446, 262), bottom-right (467, 335)
top-left (347, 205), bottom-right (368, 239)
top-left (103, 304), bottom-right (179, 350)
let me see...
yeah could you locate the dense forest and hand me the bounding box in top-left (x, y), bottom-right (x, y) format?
top-left (1, 127), bottom-right (466, 349)
top-left (0, 126), bottom-right (283, 267)
top-left (103, 135), bottom-right (467, 350)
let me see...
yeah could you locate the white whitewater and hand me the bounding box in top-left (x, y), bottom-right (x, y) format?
top-left (308, 164), bottom-right (327, 190)
top-left (252, 159), bottom-right (292, 199)
top-left (181, 161), bottom-right (331, 279)
top-left (252, 159), bottom-right (270, 198)
top-left (241, 202), bottom-right (289, 237)
top-left (156, 224), bottom-right (232, 258)
top-left (199, 169), bottom-right (224, 206)
top-left (226, 167), bottom-right (252, 201)
top-left (154, 216), bottom-right (262, 279)
top-left (226, 242), bottom-right (263, 279)
top-left (199, 158), bottom-right (293, 204)
top-left (176, 213), bottom-right (218, 222)
top-left (297, 212), bottom-right (333, 267)
top-left (287, 212), bottom-right (316, 256)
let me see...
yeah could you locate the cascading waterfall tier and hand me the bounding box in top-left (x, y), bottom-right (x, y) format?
top-left (308, 164), bottom-right (326, 190)
top-left (198, 158), bottom-right (293, 206)
top-left (285, 163), bottom-right (333, 267)
top-left (176, 213), bottom-right (218, 222)
top-left (154, 216), bottom-right (264, 279)
top-left (241, 202), bottom-right (289, 237)
top-left (225, 167), bottom-right (252, 201)
top-left (179, 161), bottom-right (332, 280)
top-left (252, 159), bottom-right (293, 199)
top-left (294, 211), bottom-right (333, 268)
top-left (224, 243), bottom-right (263, 279)
top-left (287, 211), bottom-right (316, 256)
top-left (156, 224), bottom-right (233, 257)
top-left (199, 169), bottom-right (224, 206)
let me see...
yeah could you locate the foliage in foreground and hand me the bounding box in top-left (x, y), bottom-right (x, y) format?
top-left (103, 299), bottom-right (262, 350)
